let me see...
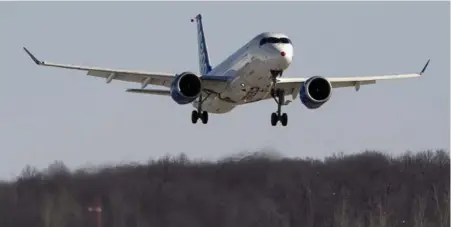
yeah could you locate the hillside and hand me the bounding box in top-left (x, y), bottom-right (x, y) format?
top-left (0, 150), bottom-right (449, 227)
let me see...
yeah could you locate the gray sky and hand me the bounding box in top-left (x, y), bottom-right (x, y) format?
top-left (0, 1), bottom-right (449, 179)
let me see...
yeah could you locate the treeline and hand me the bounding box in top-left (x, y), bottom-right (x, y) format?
top-left (0, 150), bottom-right (449, 227)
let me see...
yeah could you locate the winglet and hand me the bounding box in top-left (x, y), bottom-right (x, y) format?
top-left (420, 59), bottom-right (430, 75)
top-left (23, 47), bottom-right (43, 65)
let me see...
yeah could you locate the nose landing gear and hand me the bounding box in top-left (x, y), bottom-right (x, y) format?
top-left (270, 89), bottom-right (288, 126)
top-left (270, 70), bottom-right (288, 127)
top-left (270, 70), bottom-right (283, 79)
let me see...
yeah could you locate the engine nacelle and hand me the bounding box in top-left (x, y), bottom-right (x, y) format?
top-left (170, 72), bottom-right (202, 105)
top-left (299, 76), bottom-right (332, 109)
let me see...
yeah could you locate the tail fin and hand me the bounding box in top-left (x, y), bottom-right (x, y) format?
top-left (192, 14), bottom-right (212, 75)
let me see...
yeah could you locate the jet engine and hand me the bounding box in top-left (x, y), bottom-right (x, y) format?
top-left (299, 76), bottom-right (332, 109)
top-left (170, 72), bottom-right (202, 105)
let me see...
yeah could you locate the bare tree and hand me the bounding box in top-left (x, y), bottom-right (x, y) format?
top-left (412, 195), bottom-right (427, 227)
top-left (0, 150), bottom-right (448, 227)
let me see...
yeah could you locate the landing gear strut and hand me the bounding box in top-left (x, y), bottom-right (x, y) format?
top-left (270, 70), bottom-right (288, 127)
top-left (191, 93), bottom-right (209, 124)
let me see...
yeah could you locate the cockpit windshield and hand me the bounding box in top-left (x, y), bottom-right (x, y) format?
top-left (259, 37), bottom-right (292, 46)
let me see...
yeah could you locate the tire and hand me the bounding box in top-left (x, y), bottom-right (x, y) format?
top-left (271, 112), bottom-right (278, 126)
top-left (191, 110), bottom-right (198, 124)
top-left (281, 113), bottom-right (288, 126)
top-left (201, 111), bottom-right (208, 124)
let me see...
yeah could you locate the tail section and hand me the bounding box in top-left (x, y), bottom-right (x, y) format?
top-left (192, 14), bottom-right (212, 75)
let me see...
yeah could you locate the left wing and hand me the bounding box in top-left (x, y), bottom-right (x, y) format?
top-left (274, 59), bottom-right (430, 100)
top-left (23, 47), bottom-right (177, 89)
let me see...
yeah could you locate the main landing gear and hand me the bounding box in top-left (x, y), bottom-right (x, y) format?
top-left (191, 93), bottom-right (209, 124)
top-left (270, 70), bottom-right (288, 127)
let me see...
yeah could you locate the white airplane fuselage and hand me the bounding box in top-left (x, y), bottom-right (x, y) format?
top-left (193, 32), bottom-right (294, 114)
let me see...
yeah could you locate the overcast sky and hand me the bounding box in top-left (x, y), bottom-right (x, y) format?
top-left (0, 1), bottom-right (449, 179)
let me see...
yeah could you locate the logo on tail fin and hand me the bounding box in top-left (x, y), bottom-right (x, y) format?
top-left (193, 14), bottom-right (212, 75)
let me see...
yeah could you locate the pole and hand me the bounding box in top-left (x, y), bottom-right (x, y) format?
top-left (88, 197), bottom-right (102, 227)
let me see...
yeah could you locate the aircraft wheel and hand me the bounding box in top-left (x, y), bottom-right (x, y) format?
top-left (191, 110), bottom-right (198, 124)
top-left (271, 112), bottom-right (278, 126)
top-left (201, 111), bottom-right (209, 124)
top-left (281, 113), bottom-right (288, 126)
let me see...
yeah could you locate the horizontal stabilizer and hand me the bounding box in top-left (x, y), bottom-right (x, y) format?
top-left (126, 88), bottom-right (171, 96)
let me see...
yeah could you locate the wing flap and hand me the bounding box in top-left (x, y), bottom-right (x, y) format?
top-left (329, 79), bottom-right (376, 89)
top-left (87, 70), bottom-right (172, 87)
top-left (327, 73), bottom-right (421, 88)
top-left (274, 82), bottom-right (303, 100)
top-left (126, 88), bottom-right (171, 96)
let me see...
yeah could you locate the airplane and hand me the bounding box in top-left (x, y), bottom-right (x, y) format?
top-left (23, 14), bottom-right (430, 127)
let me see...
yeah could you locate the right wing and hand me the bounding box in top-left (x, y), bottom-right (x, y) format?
top-left (23, 47), bottom-right (177, 89)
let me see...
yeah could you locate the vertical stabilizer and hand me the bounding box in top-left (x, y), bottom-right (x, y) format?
top-left (192, 14), bottom-right (212, 75)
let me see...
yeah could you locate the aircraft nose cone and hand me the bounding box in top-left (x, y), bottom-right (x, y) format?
top-left (265, 44), bottom-right (293, 70)
top-left (279, 50), bottom-right (293, 70)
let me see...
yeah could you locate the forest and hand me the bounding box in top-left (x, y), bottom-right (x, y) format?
top-left (0, 149), bottom-right (449, 227)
